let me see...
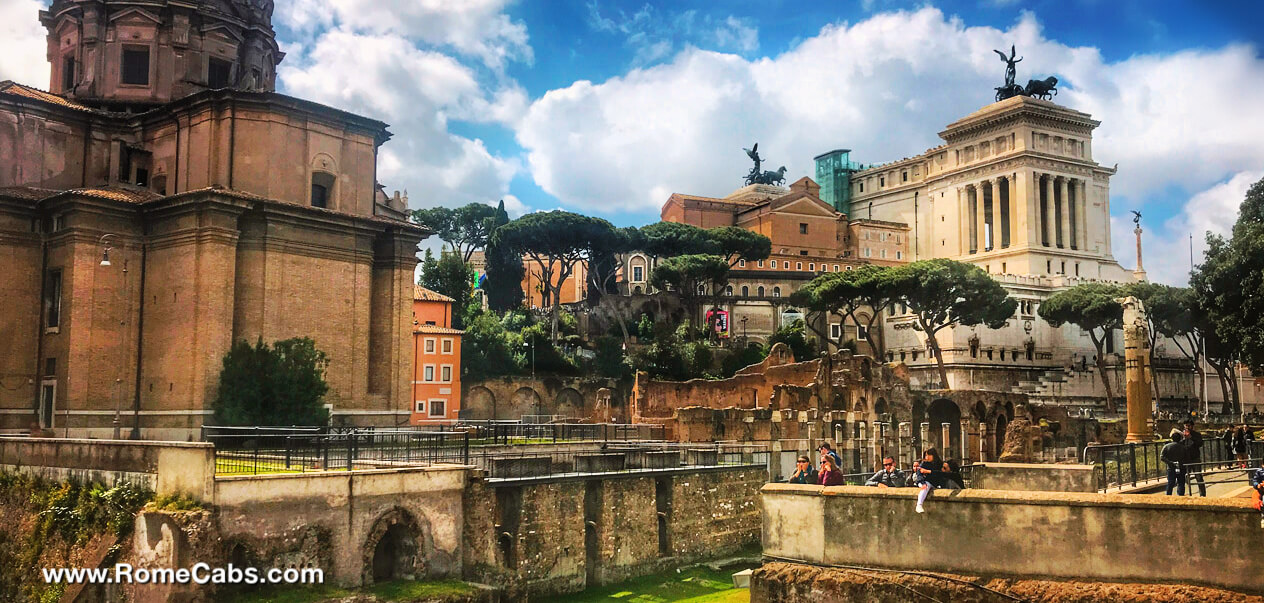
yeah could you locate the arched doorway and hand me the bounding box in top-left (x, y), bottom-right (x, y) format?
top-left (927, 399), bottom-right (962, 458)
top-left (362, 508), bottom-right (424, 586)
top-left (995, 414), bottom-right (1009, 460)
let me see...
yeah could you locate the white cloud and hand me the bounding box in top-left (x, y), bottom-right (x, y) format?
top-left (279, 0), bottom-right (531, 70)
top-left (517, 6), bottom-right (1264, 228)
top-left (280, 28), bottom-right (519, 209)
top-left (586, 3), bottom-right (760, 66)
top-left (1122, 171), bottom-right (1264, 286)
top-left (496, 194), bottom-right (530, 217)
top-left (0, 0), bottom-right (49, 87)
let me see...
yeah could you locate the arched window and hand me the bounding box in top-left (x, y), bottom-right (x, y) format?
top-left (741, 285), bottom-right (749, 297)
top-left (697, 284), bottom-right (706, 295)
top-left (772, 286), bottom-right (781, 298)
top-left (757, 286), bottom-right (765, 297)
top-left (311, 172), bottom-right (335, 208)
top-left (725, 285), bottom-right (733, 296)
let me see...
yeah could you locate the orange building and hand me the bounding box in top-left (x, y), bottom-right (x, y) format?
top-left (411, 286), bottom-right (462, 424)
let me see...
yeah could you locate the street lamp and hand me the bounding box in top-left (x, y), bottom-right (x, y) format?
top-left (523, 339), bottom-right (535, 382)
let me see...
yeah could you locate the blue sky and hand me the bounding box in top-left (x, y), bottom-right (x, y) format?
top-left (2, 0), bottom-right (1262, 285)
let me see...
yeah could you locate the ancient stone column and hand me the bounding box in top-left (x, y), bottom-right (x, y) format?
top-left (1118, 296), bottom-right (1154, 442)
top-left (974, 183), bottom-right (986, 253)
top-left (1078, 180), bottom-right (1089, 252)
top-left (1058, 177), bottom-right (1070, 248)
top-left (1041, 174), bottom-right (1053, 246)
top-left (985, 179), bottom-right (996, 250)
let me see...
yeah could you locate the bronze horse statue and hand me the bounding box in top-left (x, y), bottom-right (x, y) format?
top-left (1024, 76), bottom-right (1058, 100)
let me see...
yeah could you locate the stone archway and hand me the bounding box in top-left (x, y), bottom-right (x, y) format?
top-left (466, 386), bottom-right (495, 420)
top-left (927, 398), bottom-right (962, 458)
top-left (554, 388), bottom-right (584, 418)
top-left (362, 507), bottom-right (425, 586)
top-left (510, 387), bottom-right (543, 419)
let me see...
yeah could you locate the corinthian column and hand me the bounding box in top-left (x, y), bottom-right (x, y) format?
top-left (1042, 174), bottom-right (1053, 247)
top-left (1057, 177), bottom-right (1069, 248)
top-left (985, 179), bottom-right (996, 251)
top-left (975, 183), bottom-right (986, 254)
top-left (1077, 179), bottom-right (1089, 252)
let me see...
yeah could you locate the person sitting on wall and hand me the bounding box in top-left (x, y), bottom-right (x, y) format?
top-left (913, 448), bottom-right (946, 514)
top-left (1161, 429), bottom-right (1187, 496)
top-left (788, 455), bottom-right (818, 485)
top-left (865, 456), bottom-right (906, 488)
top-left (818, 455), bottom-right (846, 486)
top-left (942, 459), bottom-right (966, 490)
top-left (818, 443), bottom-right (842, 470)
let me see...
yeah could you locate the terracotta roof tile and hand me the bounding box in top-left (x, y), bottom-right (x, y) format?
top-left (0, 81), bottom-right (99, 113)
top-left (414, 325), bottom-right (464, 335)
top-left (0, 186), bottom-right (61, 201)
top-left (62, 187), bottom-right (162, 203)
top-left (414, 286), bottom-right (454, 302)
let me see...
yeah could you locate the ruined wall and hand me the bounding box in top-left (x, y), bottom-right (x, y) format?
top-left (213, 466), bottom-right (467, 587)
top-left (462, 376), bottom-right (628, 422)
top-left (463, 466), bottom-right (764, 597)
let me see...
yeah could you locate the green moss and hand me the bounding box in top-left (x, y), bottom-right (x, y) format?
top-left (0, 472), bottom-right (153, 603)
top-left (219, 584), bottom-right (355, 603)
top-left (551, 564), bottom-right (754, 603)
top-left (148, 493), bottom-right (204, 511)
top-left (368, 579), bottom-right (478, 601)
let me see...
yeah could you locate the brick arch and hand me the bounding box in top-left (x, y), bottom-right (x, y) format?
top-left (465, 385), bottom-right (495, 420)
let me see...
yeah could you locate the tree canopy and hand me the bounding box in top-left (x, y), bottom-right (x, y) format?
top-left (1038, 282), bottom-right (1122, 410)
top-left (640, 221), bottom-right (720, 257)
top-left (419, 249), bottom-right (475, 329)
top-left (792, 264), bottom-right (895, 358)
top-left (651, 254), bottom-right (730, 341)
top-left (411, 202), bottom-right (498, 263)
top-left (708, 226), bottom-right (772, 266)
top-left (890, 259), bottom-right (1017, 389)
top-left (488, 210), bottom-right (617, 340)
top-left (212, 337), bottom-right (331, 426)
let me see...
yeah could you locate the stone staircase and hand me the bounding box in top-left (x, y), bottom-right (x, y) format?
top-left (1012, 365), bottom-right (1098, 399)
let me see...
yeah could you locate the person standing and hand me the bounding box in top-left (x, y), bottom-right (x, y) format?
top-left (1233, 426), bottom-right (1250, 467)
top-left (1161, 430), bottom-right (1187, 496)
top-left (818, 443), bottom-right (842, 471)
top-left (1182, 420), bottom-right (1206, 496)
top-left (788, 455), bottom-right (818, 485)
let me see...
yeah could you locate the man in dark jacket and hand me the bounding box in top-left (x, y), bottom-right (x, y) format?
top-left (865, 456), bottom-right (906, 488)
top-left (1161, 430), bottom-right (1187, 496)
top-left (1182, 420), bottom-right (1206, 496)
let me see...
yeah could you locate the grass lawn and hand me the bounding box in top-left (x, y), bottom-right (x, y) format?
top-left (551, 564), bottom-right (752, 603)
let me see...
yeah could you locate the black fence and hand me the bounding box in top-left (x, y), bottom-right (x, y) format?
top-left (476, 442), bottom-right (770, 480)
top-left (210, 429), bottom-right (470, 475)
top-left (452, 421), bottom-right (666, 445)
top-left (1085, 438), bottom-right (1264, 490)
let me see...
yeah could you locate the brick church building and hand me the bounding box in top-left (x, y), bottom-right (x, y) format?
top-left (0, 0), bottom-right (428, 438)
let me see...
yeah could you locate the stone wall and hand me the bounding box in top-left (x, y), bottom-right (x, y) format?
top-left (463, 466), bottom-right (765, 597)
top-left (213, 466), bottom-right (468, 587)
top-left (0, 436), bottom-right (214, 501)
top-left (761, 484), bottom-right (1264, 594)
top-left (968, 462), bottom-right (1099, 492)
top-left (463, 376), bottom-right (628, 422)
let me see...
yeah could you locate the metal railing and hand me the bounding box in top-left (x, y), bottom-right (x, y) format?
top-left (453, 421), bottom-right (666, 445)
top-left (476, 441), bottom-right (769, 480)
top-left (1085, 438), bottom-right (1264, 491)
top-left (211, 429), bottom-right (470, 475)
